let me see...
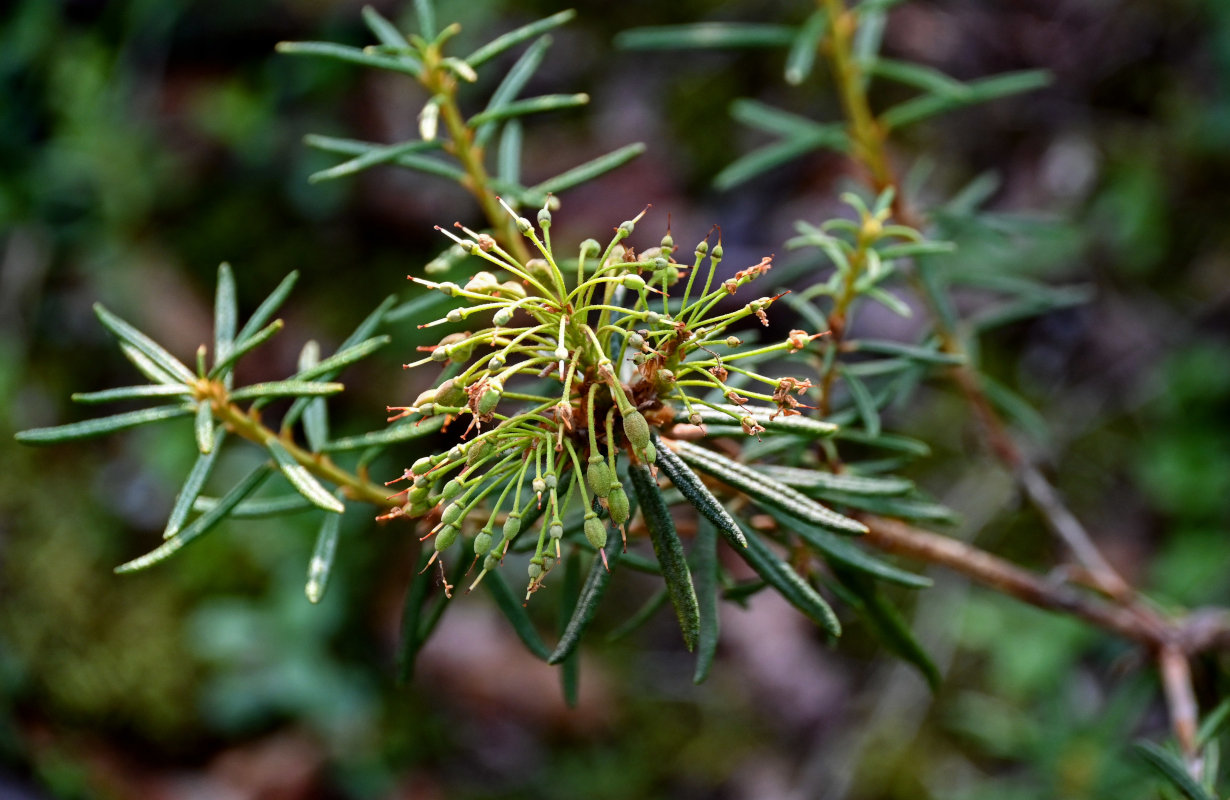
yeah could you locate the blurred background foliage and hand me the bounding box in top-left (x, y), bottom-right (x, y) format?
top-left (2, 0), bottom-right (1230, 798)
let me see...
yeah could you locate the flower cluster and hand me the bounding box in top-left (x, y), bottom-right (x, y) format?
top-left (386, 201), bottom-right (824, 597)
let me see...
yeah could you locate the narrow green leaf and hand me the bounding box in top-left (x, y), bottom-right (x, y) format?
top-left (691, 520), bottom-right (720, 684)
top-left (16, 404), bottom-right (193, 445)
top-left (879, 70), bottom-right (1052, 131)
top-left (116, 464), bottom-right (272, 573)
top-left (548, 526), bottom-right (623, 665)
top-left (194, 402), bottom-right (215, 454)
top-left (485, 570), bottom-right (550, 660)
top-left (214, 263), bottom-right (238, 373)
top-left (818, 492), bottom-right (959, 525)
top-left (677, 404), bottom-right (838, 438)
top-left (674, 440), bottom-right (867, 535)
top-left (94, 303), bottom-right (195, 384)
top-left (306, 499), bottom-right (343, 603)
top-left (276, 40), bottom-right (421, 77)
top-left (228, 380), bottom-right (345, 401)
top-left (469, 93), bottom-right (588, 127)
top-left (629, 463), bottom-right (700, 652)
top-left (473, 35), bottom-right (552, 148)
top-left (309, 139), bottom-right (443, 183)
top-left (605, 588), bottom-right (669, 642)
top-left (209, 319), bottom-right (284, 379)
top-left (784, 10), bottom-right (827, 85)
top-left (305, 134), bottom-right (466, 182)
top-left (397, 551), bottom-right (434, 683)
top-left (413, 0), bottom-right (435, 39)
top-left (164, 428), bottom-right (226, 539)
top-left (838, 365), bottom-right (881, 438)
top-left (653, 433), bottom-right (746, 548)
top-left (877, 240), bottom-right (957, 259)
top-left (72, 384), bottom-right (191, 404)
top-left (852, 4), bottom-right (889, 72)
top-left (265, 438), bottom-right (344, 513)
top-left (759, 465), bottom-right (913, 496)
top-left (848, 338), bottom-right (963, 365)
top-left (730, 98), bottom-right (832, 139)
top-left (362, 5), bottom-right (408, 49)
top-left (736, 528), bottom-right (841, 636)
top-left (235, 271), bottom-right (298, 345)
top-left (1133, 741), bottom-right (1215, 800)
top-left (322, 416), bottom-right (446, 452)
top-left (1199, 697), bottom-right (1230, 747)
top-left (865, 286), bottom-right (914, 317)
top-left (979, 372), bottom-right (1049, 445)
top-left (832, 565), bottom-right (939, 688)
top-left (192, 493), bottom-right (315, 518)
top-left (292, 336), bottom-right (390, 383)
top-left (776, 508), bottom-right (931, 588)
top-left (833, 427), bottom-right (931, 456)
top-left (497, 119), bottom-right (523, 186)
top-left (616, 23), bottom-right (796, 50)
top-left (558, 550), bottom-right (583, 708)
top-left (715, 130), bottom-right (848, 190)
top-left (117, 343), bottom-right (180, 385)
top-left (531, 142), bottom-right (647, 195)
top-left (298, 343), bottom-right (329, 453)
top-left (870, 58), bottom-right (969, 97)
top-left (466, 9), bottom-right (576, 67)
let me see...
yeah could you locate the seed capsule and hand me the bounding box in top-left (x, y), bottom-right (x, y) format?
top-left (466, 439), bottom-right (494, 467)
top-left (441, 501), bottom-right (463, 526)
top-left (483, 553), bottom-right (500, 572)
top-left (579, 238), bottom-right (600, 258)
top-left (474, 531), bottom-right (494, 555)
top-left (587, 455), bottom-right (613, 499)
top-left (608, 484), bottom-right (630, 526)
top-left (498, 281), bottom-right (527, 300)
top-left (623, 410), bottom-right (651, 453)
top-left (548, 521), bottom-right (564, 541)
top-left (583, 512), bottom-right (607, 550)
top-left (411, 456), bottom-right (433, 476)
top-left (527, 560), bottom-right (543, 581)
top-left (442, 479), bottom-right (463, 502)
top-left (621, 274), bottom-right (646, 292)
top-left (493, 306), bottom-right (514, 326)
top-left (434, 524), bottom-right (459, 552)
top-left (537, 208), bottom-right (552, 228)
top-left (502, 511), bottom-right (522, 541)
top-left (540, 553), bottom-right (556, 573)
top-left (476, 380), bottom-right (502, 415)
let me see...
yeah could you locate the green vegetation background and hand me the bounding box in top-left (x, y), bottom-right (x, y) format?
top-left (2, 0), bottom-right (1229, 798)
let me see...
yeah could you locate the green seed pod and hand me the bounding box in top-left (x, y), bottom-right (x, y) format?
top-left (474, 530), bottom-right (494, 556)
top-left (446, 308), bottom-right (464, 323)
top-left (527, 560), bottom-right (543, 581)
top-left (466, 439), bottom-right (494, 468)
top-left (464, 271), bottom-right (499, 294)
top-left (643, 442), bottom-right (657, 464)
top-left (498, 280), bottom-right (527, 300)
top-left (618, 219), bottom-right (636, 236)
top-left (553, 346), bottom-right (568, 361)
top-left (579, 238), bottom-right (600, 258)
top-left (413, 475), bottom-right (430, 489)
top-left (651, 256), bottom-right (669, 271)
top-left (621, 274), bottom-right (646, 292)
top-left (483, 552), bottom-right (500, 572)
top-left (587, 454), bottom-right (613, 499)
top-left (688, 412), bottom-right (704, 426)
top-left (435, 524), bottom-right (459, 552)
top-left (540, 553), bottom-right (556, 573)
top-left (442, 479), bottom-right (463, 502)
top-left (515, 216), bottom-right (532, 233)
top-left (408, 485), bottom-right (430, 505)
top-left (488, 353), bottom-right (506, 369)
top-left (502, 511), bottom-right (522, 541)
top-left (725, 336), bottom-right (742, 347)
top-left (545, 473), bottom-right (558, 490)
top-left (694, 240), bottom-right (708, 257)
top-left (623, 410), bottom-right (651, 453)
top-left (532, 477), bottom-right (546, 495)
top-left (655, 369), bottom-right (676, 390)
top-left (441, 501), bottom-right (464, 526)
top-left (628, 332), bottom-right (645, 349)
top-left (537, 208), bottom-right (552, 228)
top-left (584, 512), bottom-right (607, 550)
top-left (446, 341), bottom-right (473, 362)
top-left (436, 379), bottom-right (467, 407)
top-left (493, 306), bottom-right (514, 326)
top-left (447, 444), bottom-right (464, 462)
top-left (711, 242), bottom-right (723, 260)
top-left (608, 484), bottom-right (630, 526)
top-left (412, 389), bottom-right (437, 409)
top-left (411, 456), bottom-right (433, 476)
top-left (548, 521), bottom-right (564, 541)
top-left (661, 233), bottom-right (674, 251)
top-left (431, 346), bottom-right (449, 362)
top-left (526, 258), bottom-right (552, 285)
top-left (437, 282), bottom-right (461, 297)
top-left (476, 379), bottom-right (503, 415)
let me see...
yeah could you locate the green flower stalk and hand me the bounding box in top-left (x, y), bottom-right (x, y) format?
top-left (389, 200), bottom-right (825, 597)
